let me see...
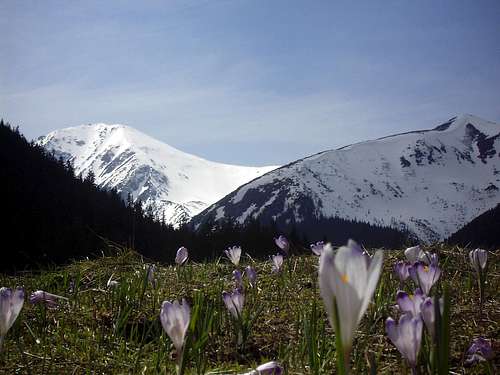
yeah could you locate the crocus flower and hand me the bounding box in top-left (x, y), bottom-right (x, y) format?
top-left (240, 361), bottom-right (284, 375)
top-left (427, 253), bottom-right (439, 266)
top-left (29, 290), bottom-right (68, 308)
top-left (469, 249), bottom-right (487, 273)
top-left (464, 337), bottom-right (494, 366)
top-left (404, 246), bottom-right (423, 263)
top-left (405, 246), bottom-right (438, 265)
top-left (420, 297), bottom-right (443, 339)
top-left (319, 241), bottom-right (383, 353)
top-left (386, 313), bottom-right (423, 369)
top-left (396, 288), bottom-right (425, 316)
top-left (233, 269), bottom-right (243, 289)
top-left (255, 361), bottom-right (283, 374)
top-left (245, 266), bottom-right (257, 287)
top-left (409, 262), bottom-right (441, 295)
top-left (222, 289), bottom-right (245, 319)
top-left (0, 287), bottom-right (24, 350)
top-left (310, 241), bottom-right (325, 256)
top-left (225, 246), bottom-right (242, 266)
top-left (106, 275), bottom-right (119, 288)
top-left (146, 264), bottom-right (157, 286)
top-left (160, 299), bottom-right (190, 353)
top-left (175, 246), bottom-right (189, 265)
top-left (274, 235), bottom-right (289, 254)
top-left (394, 261), bottom-right (410, 284)
top-left (345, 239), bottom-right (374, 267)
top-left (271, 254), bottom-right (283, 273)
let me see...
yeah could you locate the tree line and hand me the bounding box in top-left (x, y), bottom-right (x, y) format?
top-left (1, 120), bottom-right (410, 272)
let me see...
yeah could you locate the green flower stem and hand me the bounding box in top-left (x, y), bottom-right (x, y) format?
top-left (177, 347), bottom-right (186, 375)
top-left (332, 298), bottom-right (349, 375)
top-left (478, 270), bottom-right (485, 314)
top-left (437, 285), bottom-right (450, 375)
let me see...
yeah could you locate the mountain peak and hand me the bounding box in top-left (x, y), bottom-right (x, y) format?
top-left (432, 114), bottom-right (498, 135)
top-left (193, 115), bottom-right (500, 243)
top-left (37, 123), bottom-right (278, 226)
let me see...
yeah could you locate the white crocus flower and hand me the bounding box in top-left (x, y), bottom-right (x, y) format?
top-left (160, 299), bottom-right (190, 353)
top-left (404, 245), bottom-right (437, 265)
top-left (240, 361), bottom-right (283, 374)
top-left (225, 246), bottom-right (242, 266)
top-left (319, 241), bottom-right (383, 353)
top-left (271, 254), bottom-right (284, 273)
top-left (175, 247), bottom-right (189, 266)
top-left (0, 287), bottom-right (25, 351)
top-left (469, 249), bottom-right (487, 273)
top-left (222, 289), bottom-right (245, 319)
top-left (404, 246), bottom-right (422, 263)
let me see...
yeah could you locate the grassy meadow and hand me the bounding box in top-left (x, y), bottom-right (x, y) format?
top-left (0, 245), bottom-right (498, 374)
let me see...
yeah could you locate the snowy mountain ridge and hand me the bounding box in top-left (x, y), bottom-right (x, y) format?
top-left (36, 123), bottom-right (278, 226)
top-left (192, 114), bottom-right (500, 242)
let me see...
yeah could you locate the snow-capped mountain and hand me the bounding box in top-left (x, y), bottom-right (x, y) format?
top-left (36, 124), bottom-right (277, 226)
top-left (192, 114), bottom-right (500, 242)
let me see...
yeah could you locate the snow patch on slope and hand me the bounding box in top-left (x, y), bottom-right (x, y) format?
top-left (37, 123), bottom-right (278, 226)
top-left (194, 114), bottom-right (500, 242)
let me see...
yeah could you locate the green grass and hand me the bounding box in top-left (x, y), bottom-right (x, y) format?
top-left (0, 245), bottom-right (498, 374)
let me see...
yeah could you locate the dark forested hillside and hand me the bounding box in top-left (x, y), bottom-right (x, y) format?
top-left (0, 121), bottom-right (284, 270)
top-left (447, 204), bottom-right (500, 248)
top-left (0, 120), bottom-right (176, 270)
top-left (1, 120), bottom-right (410, 271)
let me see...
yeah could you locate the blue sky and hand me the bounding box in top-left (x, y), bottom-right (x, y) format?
top-left (1, 1), bottom-right (500, 165)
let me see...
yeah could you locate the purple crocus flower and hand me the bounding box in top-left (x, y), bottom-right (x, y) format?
top-left (465, 337), bottom-right (494, 366)
top-left (469, 249), bottom-right (487, 273)
top-left (225, 246), bottom-right (242, 266)
top-left (29, 290), bottom-right (68, 308)
top-left (394, 261), bottom-right (411, 284)
top-left (310, 241), bottom-right (325, 256)
top-left (271, 254), bottom-right (284, 273)
top-left (409, 262), bottom-right (441, 295)
top-left (240, 361), bottom-right (284, 375)
top-left (222, 289), bottom-right (245, 319)
top-left (233, 269), bottom-right (243, 289)
top-left (175, 246), bottom-right (189, 266)
top-left (386, 313), bottom-right (423, 369)
top-left (160, 299), bottom-right (190, 353)
top-left (0, 287), bottom-right (24, 350)
top-left (396, 288), bottom-right (425, 316)
top-left (245, 266), bottom-right (257, 287)
top-left (274, 235), bottom-right (289, 254)
top-left (420, 297), bottom-right (443, 339)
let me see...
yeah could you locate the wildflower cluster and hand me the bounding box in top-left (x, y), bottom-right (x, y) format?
top-left (0, 240), bottom-right (496, 374)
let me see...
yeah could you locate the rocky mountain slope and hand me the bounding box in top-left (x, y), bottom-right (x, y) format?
top-left (37, 124), bottom-right (277, 226)
top-left (192, 115), bottom-right (500, 242)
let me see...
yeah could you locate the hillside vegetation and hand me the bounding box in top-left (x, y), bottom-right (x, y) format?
top-left (447, 204), bottom-right (500, 248)
top-left (0, 244), bottom-right (498, 374)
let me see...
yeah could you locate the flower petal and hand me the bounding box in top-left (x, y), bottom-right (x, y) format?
top-left (358, 250), bottom-right (383, 321)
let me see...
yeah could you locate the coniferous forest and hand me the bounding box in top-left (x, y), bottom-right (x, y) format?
top-left (1, 120), bottom-right (410, 272)
top-left (447, 203), bottom-right (500, 248)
